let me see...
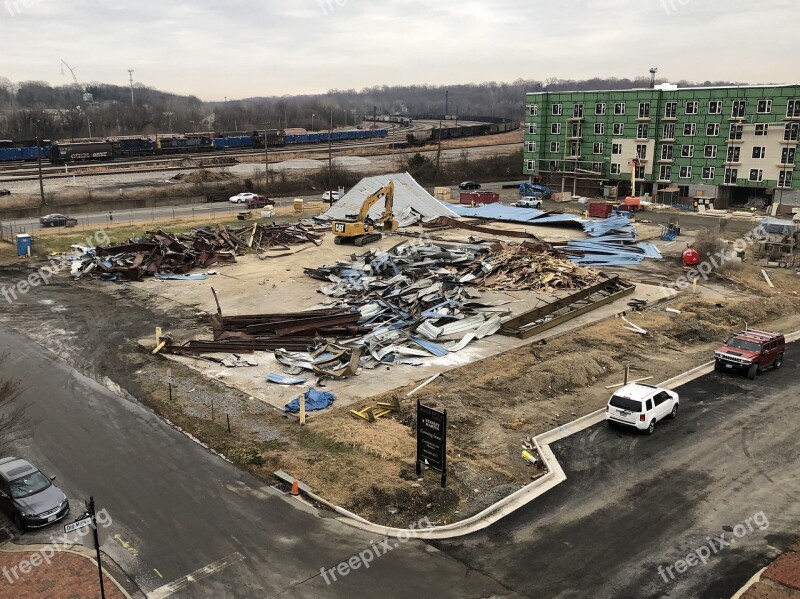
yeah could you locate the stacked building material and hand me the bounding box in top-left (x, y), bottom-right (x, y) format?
top-left (562, 217), bottom-right (662, 267)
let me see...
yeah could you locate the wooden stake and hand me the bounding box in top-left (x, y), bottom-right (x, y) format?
top-left (761, 269), bottom-right (775, 288)
top-left (299, 392), bottom-right (306, 426)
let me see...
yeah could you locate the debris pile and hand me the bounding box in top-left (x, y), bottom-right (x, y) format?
top-left (71, 223), bottom-right (323, 281)
top-left (563, 216), bottom-right (662, 267)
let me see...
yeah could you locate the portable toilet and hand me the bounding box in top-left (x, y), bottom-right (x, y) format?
top-left (16, 234), bottom-right (32, 257)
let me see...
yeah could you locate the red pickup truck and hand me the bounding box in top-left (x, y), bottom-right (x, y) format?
top-left (245, 195), bottom-right (275, 209)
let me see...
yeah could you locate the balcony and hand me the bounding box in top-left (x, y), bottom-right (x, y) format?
top-left (567, 116), bottom-right (585, 122)
top-left (636, 116), bottom-right (652, 122)
top-left (662, 116), bottom-right (677, 121)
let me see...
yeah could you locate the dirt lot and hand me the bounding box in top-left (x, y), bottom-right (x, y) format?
top-left (2, 210), bottom-right (800, 528)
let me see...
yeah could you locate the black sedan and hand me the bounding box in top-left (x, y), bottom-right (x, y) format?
top-left (40, 213), bottom-right (78, 228)
top-left (459, 181), bottom-right (481, 190)
top-left (0, 457), bottom-right (70, 530)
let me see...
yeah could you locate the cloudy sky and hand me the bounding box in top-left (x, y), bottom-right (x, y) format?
top-left (1, 0), bottom-right (797, 100)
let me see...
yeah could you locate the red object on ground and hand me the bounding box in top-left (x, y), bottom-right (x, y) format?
top-left (459, 191), bottom-right (499, 205)
top-left (682, 247), bottom-right (701, 266)
top-left (588, 202), bottom-right (614, 218)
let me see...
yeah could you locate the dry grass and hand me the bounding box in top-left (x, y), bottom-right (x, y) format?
top-left (312, 415), bottom-right (416, 462)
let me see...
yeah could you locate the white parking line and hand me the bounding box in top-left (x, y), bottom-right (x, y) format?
top-left (148, 552), bottom-right (246, 599)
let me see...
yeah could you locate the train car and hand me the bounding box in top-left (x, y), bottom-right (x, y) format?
top-left (110, 137), bottom-right (155, 157)
top-left (0, 140), bottom-right (13, 149)
top-left (51, 141), bottom-right (114, 163)
top-left (213, 135), bottom-right (255, 150)
top-left (252, 129), bottom-right (284, 148)
top-left (157, 134), bottom-right (213, 154)
top-left (0, 147), bottom-right (23, 161)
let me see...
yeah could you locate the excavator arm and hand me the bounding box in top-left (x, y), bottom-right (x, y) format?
top-left (356, 181), bottom-right (394, 221)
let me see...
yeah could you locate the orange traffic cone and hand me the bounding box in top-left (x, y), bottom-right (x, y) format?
top-left (290, 479), bottom-right (299, 496)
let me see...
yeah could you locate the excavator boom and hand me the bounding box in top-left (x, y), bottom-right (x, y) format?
top-left (332, 181), bottom-right (397, 246)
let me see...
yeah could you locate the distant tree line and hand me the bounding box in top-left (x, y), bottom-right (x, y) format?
top-left (0, 76), bottom-right (740, 141)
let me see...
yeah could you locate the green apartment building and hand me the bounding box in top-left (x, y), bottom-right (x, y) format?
top-left (523, 84), bottom-right (800, 208)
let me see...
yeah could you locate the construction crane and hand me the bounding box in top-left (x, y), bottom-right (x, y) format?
top-left (331, 181), bottom-right (397, 246)
top-left (60, 59), bottom-right (80, 88)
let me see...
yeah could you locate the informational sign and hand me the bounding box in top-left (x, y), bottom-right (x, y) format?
top-left (416, 400), bottom-right (447, 487)
top-left (64, 516), bottom-right (92, 534)
top-left (166, 368), bottom-right (173, 384)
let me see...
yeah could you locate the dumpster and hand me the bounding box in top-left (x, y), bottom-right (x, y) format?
top-left (16, 234), bottom-right (32, 257)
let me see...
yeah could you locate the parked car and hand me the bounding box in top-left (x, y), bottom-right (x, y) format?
top-left (39, 214), bottom-right (78, 228)
top-left (229, 192), bottom-right (257, 204)
top-left (0, 457), bottom-right (69, 530)
top-left (513, 195), bottom-right (543, 209)
top-left (459, 181), bottom-right (481, 190)
top-left (322, 190), bottom-right (340, 204)
top-left (605, 383), bottom-right (679, 435)
top-left (714, 329), bottom-right (785, 379)
top-left (245, 195), bottom-right (275, 209)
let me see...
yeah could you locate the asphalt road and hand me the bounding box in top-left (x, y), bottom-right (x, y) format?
top-left (435, 350), bottom-right (800, 598)
top-left (0, 324), bottom-right (517, 599)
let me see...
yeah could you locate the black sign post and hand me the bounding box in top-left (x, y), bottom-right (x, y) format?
top-left (416, 400), bottom-right (447, 488)
top-left (88, 497), bottom-right (106, 599)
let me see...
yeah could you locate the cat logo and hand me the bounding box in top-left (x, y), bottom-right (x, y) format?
top-left (334, 223), bottom-right (346, 233)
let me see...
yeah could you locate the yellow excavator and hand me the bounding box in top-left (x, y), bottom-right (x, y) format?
top-left (331, 181), bottom-right (398, 246)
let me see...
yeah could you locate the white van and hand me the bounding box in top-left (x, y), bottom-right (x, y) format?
top-left (605, 383), bottom-right (679, 435)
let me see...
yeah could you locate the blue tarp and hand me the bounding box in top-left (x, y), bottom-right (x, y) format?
top-left (284, 388), bottom-right (336, 413)
top-left (155, 273), bottom-right (208, 281)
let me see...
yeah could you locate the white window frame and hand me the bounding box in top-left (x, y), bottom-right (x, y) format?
top-left (610, 163), bottom-right (621, 175)
top-left (551, 123), bottom-right (561, 135)
top-left (612, 143), bottom-right (623, 155)
top-left (595, 102), bottom-right (606, 116)
top-left (614, 102), bottom-right (625, 115)
top-left (708, 100), bottom-right (722, 115)
top-left (731, 100), bottom-right (746, 118)
top-left (781, 147), bottom-right (796, 164)
top-left (702, 166), bottom-right (716, 180)
top-left (664, 101), bottom-right (677, 118)
top-left (679, 166), bottom-right (692, 179)
top-left (704, 145), bottom-right (717, 159)
top-left (636, 123), bottom-right (649, 139)
top-left (683, 123), bottom-right (697, 136)
top-left (778, 170), bottom-right (793, 188)
top-left (755, 124), bottom-right (769, 136)
top-left (594, 123), bottom-right (605, 135)
top-left (663, 122), bottom-right (676, 139)
top-left (706, 123), bottom-right (720, 137)
top-left (550, 141), bottom-right (560, 153)
top-left (526, 141), bottom-right (537, 153)
top-left (752, 146), bottom-right (766, 160)
top-left (729, 123), bottom-right (743, 140)
top-left (636, 144), bottom-right (647, 159)
top-left (573, 103), bottom-right (584, 118)
top-left (685, 100), bottom-right (699, 115)
top-left (726, 145), bottom-right (741, 163)
top-left (659, 165), bottom-right (671, 181)
top-left (639, 102), bottom-right (651, 118)
top-left (593, 142), bottom-right (604, 154)
top-left (528, 124), bottom-right (537, 135)
top-left (749, 169), bottom-right (763, 182)
top-left (787, 99), bottom-right (800, 118)
top-left (681, 144), bottom-right (694, 158)
top-left (661, 144), bottom-right (673, 160)
top-left (529, 104), bottom-right (539, 116)
top-left (552, 103), bottom-right (563, 116)
top-left (724, 167), bottom-right (738, 184)
top-left (613, 123), bottom-right (625, 136)
top-left (756, 99), bottom-right (772, 114)
top-left (785, 123), bottom-right (799, 141)
top-left (526, 160), bottom-right (535, 171)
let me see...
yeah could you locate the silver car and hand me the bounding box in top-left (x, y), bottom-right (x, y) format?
top-left (0, 457), bottom-right (70, 530)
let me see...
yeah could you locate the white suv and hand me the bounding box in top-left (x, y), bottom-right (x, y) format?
top-left (605, 383), bottom-right (679, 435)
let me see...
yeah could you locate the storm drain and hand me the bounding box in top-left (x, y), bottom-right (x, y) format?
top-left (272, 482), bottom-right (292, 495)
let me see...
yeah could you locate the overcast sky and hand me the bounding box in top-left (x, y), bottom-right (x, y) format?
top-left (1, 0), bottom-right (797, 100)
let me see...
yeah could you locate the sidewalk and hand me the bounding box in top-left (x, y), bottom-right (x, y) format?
top-left (732, 540), bottom-right (800, 598)
top-left (0, 546), bottom-right (130, 599)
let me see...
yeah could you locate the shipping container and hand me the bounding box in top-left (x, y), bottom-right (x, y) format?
top-left (460, 191), bottom-right (499, 205)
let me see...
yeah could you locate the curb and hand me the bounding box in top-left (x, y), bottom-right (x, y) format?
top-left (729, 566), bottom-right (767, 599)
top-left (279, 329), bottom-right (800, 540)
top-left (0, 544), bottom-right (134, 599)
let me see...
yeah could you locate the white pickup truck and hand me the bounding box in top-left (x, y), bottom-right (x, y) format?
top-left (512, 195), bottom-right (543, 209)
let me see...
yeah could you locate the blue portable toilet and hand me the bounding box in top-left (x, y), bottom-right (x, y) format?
top-left (16, 234), bottom-right (32, 257)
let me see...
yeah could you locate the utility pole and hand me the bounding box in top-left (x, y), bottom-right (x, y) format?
top-left (436, 119), bottom-right (442, 175)
top-left (263, 121), bottom-right (271, 194)
top-left (128, 69), bottom-right (135, 105)
top-left (328, 111), bottom-right (333, 196)
top-left (87, 119), bottom-right (92, 138)
top-left (445, 89), bottom-right (449, 116)
top-left (35, 119), bottom-right (46, 206)
top-left (311, 113), bottom-right (315, 132)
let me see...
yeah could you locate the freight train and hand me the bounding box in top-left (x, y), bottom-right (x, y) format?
top-left (0, 128), bottom-right (389, 164)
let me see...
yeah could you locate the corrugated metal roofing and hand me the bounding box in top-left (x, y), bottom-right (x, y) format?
top-left (450, 203), bottom-right (584, 226)
top-left (321, 172), bottom-right (458, 222)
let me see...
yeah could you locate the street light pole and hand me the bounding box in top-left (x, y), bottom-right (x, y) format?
top-left (88, 120), bottom-right (92, 138)
top-left (311, 113), bottom-right (315, 132)
top-left (35, 119), bottom-right (46, 207)
top-left (328, 110), bottom-right (333, 197)
top-left (263, 121), bottom-right (271, 194)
